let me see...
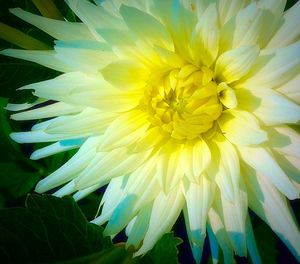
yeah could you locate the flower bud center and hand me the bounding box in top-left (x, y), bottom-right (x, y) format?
top-left (142, 65), bottom-right (223, 140)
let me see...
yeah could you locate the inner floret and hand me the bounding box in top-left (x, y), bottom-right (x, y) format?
top-left (141, 65), bottom-right (223, 140)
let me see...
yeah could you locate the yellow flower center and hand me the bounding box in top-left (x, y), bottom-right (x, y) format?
top-left (141, 65), bottom-right (223, 140)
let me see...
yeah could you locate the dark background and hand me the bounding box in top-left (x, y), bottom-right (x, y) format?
top-left (0, 0), bottom-right (299, 263)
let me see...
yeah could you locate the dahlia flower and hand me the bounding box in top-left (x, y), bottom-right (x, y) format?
top-left (1, 0), bottom-right (300, 263)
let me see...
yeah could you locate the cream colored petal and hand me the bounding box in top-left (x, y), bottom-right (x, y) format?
top-left (236, 88), bottom-right (300, 125)
top-left (239, 146), bottom-right (299, 199)
top-left (217, 83), bottom-right (237, 109)
top-left (66, 0), bottom-right (125, 41)
top-left (126, 203), bottom-right (152, 249)
top-left (92, 176), bottom-right (128, 225)
top-left (150, 0), bottom-right (197, 59)
top-left (0, 49), bottom-right (72, 72)
top-left (192, 139), bottom-right (211, 179)
top-left (217, 0), bottom-right (251, 25)
top-left (11, 102), bottom-right (83, 121)
top-left (104, 160), bottom-right (159, 235)
top-left (218, 185), bottom-right (248, 257)
top-left (266, 126), bottom-right (300, 158)
top-left (101, 59), bottom-right (150, 89)
top-left (35, 136), bottom-right (101, 192)
top-left (220, 0), bottom-right (286, 50)
top-left (190, 3), bottom-right (219, 67)
top-left (157, 143), bottom-right (184, 193)
top-left (100, 110), bottom-right (150, 151)
top-left (238, 41), bottom-right (300, 89)
top-left (277, 74), bottom-right (300, 104)
top-left (73, 183), bottom-right (101, 201)
top-left (267, 1), bottom-right (300, 48)
top-left (75, 148), bottom-right (151, 190)
top-left (215, 45), bottom-right (259, 83)
top-left (45, 109), bottom-right (117, 135)
top-left (30, 138), bottom-right (84, 160)
top-left (215, 136), bottom-right (240, 202)
top-left (135, 186), bottom-right (185, 256)
top-left (218, 109), bottom-right (268, 146)
top-left (10, 130), bottom-right (78, 144)
top-left (54, 40), bottom-right (118, 73)
top-left (21, 72), bottom-right (141, 112)
top-left (208, 206), bottom-right (235, 264)
top-left (10, 8), bottom-right (95, 41)
top-left (120, 4), bottom-right (172, 49)
top-left (243, 163), bottom-right (300, 262)
top-left (183, 178), bottom-right (215, 263)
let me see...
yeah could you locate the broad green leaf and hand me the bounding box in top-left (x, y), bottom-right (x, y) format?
top-left (0, 194), bottom-right (115, 263)
top-left (141, 233), bottom-right (183, 264)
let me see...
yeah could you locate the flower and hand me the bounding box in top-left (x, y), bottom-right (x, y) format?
top-left (2, 0), bottom-right (300, 262)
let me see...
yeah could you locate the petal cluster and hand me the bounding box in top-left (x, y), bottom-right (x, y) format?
top-left (2, 0), bottom-right (300, 263)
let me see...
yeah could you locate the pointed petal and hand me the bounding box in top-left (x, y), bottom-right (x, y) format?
top-left (190, 3), bottom-right (219, 67)
top-left (215, 45), bottom-right (259, 83)
top-left (236, 88), bottom-right (300, 125)
top-left (218, 109), bottom-right (268, 146)
top-left (238, 146), bottom-right (299, 199)
top-left (135, 186), bottom-right (185, 256)
top-left (267, 1), bottom-right (300, 48)
top-left (243, 163), bottom-right (300, 262)
top-left (10, 8), bottom-right (94, 41)
top-left (0, 49), bottom-right (72, 72)
top-left (215, 136), bottom-right (240, 202)
top-left (11, 102), bottom-right (83, 121)
top-left (30, 138), bottom-right (84, 160)
top-left (183, 178), bottom-right (216, 263)
top-left (238, 41), bottom-right (300, 89)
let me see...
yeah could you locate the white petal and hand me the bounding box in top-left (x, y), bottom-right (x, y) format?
top-left (267, 1), bottom-right (300, 48)
top-left (54, 40), bottom-right (117, 73)
top-left (190, 3), bottom-right (219, 67)
top-left (126, 204), bottom-right (153, 249)
top-left (100, 110), bottom-right (150, 151)
top-left (208, 206), bottom-right (235, 264)
top-left (11, 102), bottom-right (83, 121)
top-left (45, 109), bottom-right (117, 135)
top-left (244, 163), bottom-right (300, 262)
top-left (30, 138), bottom-right (84, 160)
top-left (0, 49), bottom-right (72, 72)
top-left (266, 126), bottom-right (300, 158)
top-left (66, 0), bottom-right (125, 41)
top-left (92, 176), bottom-right (128, 225)
top-left (238, 146), bottom-right (299, 199)
top-left (236, 88), bottom-right (300, 125)
top-left (215, 45), bottom-right (259, 83)
top-left (120, 4), bottom-right (172, 49)
top-left (215, 136), bottom-right (240, 202)
top-left (157, 143), bottom-right (184, 192)
top-left (217, 0), bottom-right (251, 26)
top-left (238, 41), bottom-right (300, 89)
top-left (183, 178), bottom-right (215, 263)
top-left (10, 8), bottom-right (94, 41)
top-left (135, 186), bottom-right (185, 255)
top-left (101, 59), bottom-right (149, 89)
top-left (35, 136), bottom-right (101, 192)
top-left (277, 74), bottom-right (300, 104)
top-left (218, 109), bottom-right (268, 146)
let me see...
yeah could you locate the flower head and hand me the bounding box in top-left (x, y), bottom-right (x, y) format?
top-left (2, 0), bottom-right (300, 262)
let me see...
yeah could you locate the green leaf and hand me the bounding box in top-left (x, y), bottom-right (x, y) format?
top-left (141, 233), bottom-right (183, 264)
top-left (0, 194), bottom-right (115, 263)
top-left (0, 162), bottom-right (39, 198)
